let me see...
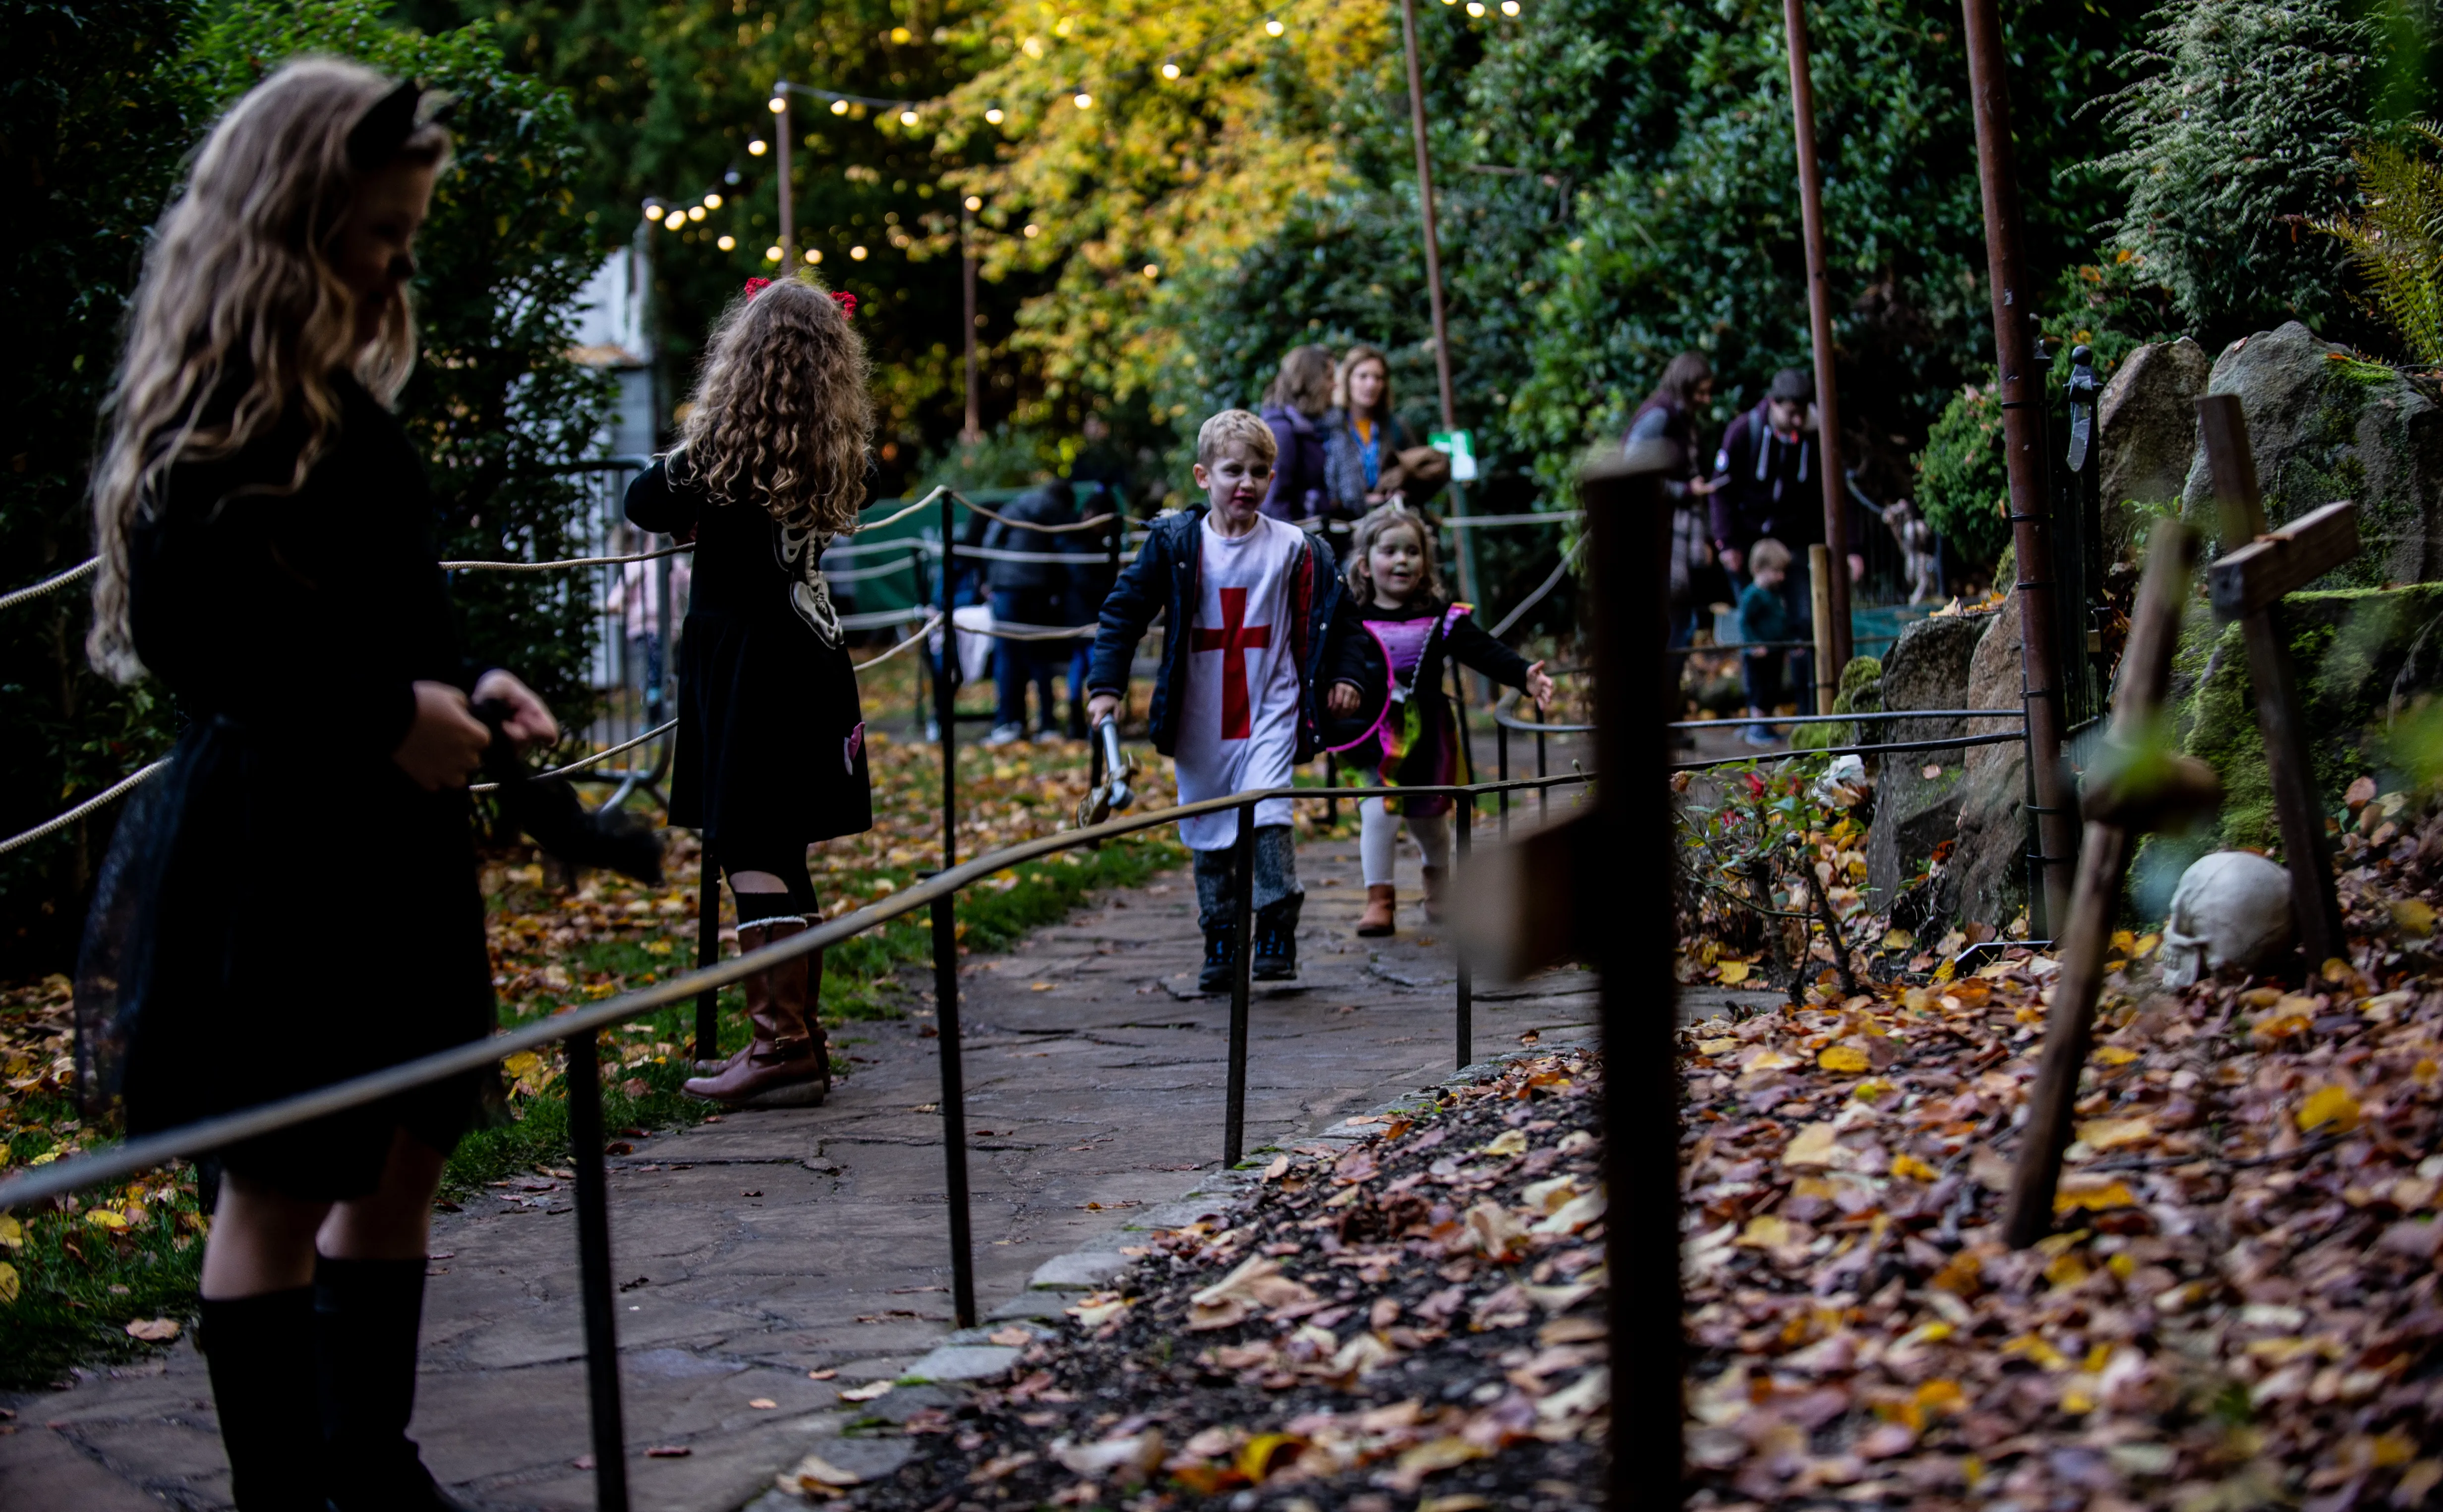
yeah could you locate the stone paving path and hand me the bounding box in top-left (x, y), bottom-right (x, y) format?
top-left (0, 833), bottom-right (1611, 1512)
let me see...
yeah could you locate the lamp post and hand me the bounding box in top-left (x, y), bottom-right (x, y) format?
top-left (962, 201), bottom-right (982, 443)
top-left (1781, 0), bottom-right (1854, 689)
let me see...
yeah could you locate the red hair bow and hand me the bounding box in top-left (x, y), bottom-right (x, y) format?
top-left (742, 277), bottom-right (773, 298)
top-left (830, 291), bottom-right (857, 318)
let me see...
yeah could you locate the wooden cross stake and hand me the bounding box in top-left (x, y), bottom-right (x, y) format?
top-left (2195, 395), bottom-right (2351, 968)
top-left (2003, 520), bottom-right (2217, 1247)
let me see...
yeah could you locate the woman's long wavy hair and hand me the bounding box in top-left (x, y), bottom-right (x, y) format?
top-left (1343, 502), bottom-right (1447, 609)
top-left (679, 278), bottom-right (873, 534)
top-left (1263, 343), bottom-right (1336, 418)
top-left (87, 57), bottom-right (449, 682)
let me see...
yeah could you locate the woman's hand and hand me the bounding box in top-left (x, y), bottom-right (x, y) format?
top-left (472, 670), bottom-right (559, 747)
top-left (1523, 660), bottom-right (1557, 712)
top-left (1327, 681), bottom-right (1363, 714)
top-left (394, 682), bottom-right (490, 790)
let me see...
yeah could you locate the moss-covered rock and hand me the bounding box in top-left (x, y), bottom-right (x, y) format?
top-left (1791, 655), bottom-right (1884, 750)
top-left (2180, 583), bottom-right (2443, 851)
top-left (2177, 322), bottom-right (2443, 584)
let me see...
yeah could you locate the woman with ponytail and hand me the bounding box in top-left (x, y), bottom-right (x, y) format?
top-left (85, 58), bottom-right (553, 1511)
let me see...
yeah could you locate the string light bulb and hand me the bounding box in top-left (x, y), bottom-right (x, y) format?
top-left (850, 244), bottom-right (869, 260)
top-left (1500, 1), bottom-right (1520, 12)
top-left (768, 95), bottom-right (787, 113)
top-left (964, 195), bottom-right (983, 211)
top-left (717, 234), bottom-right (736, 251)
top-left (643, 203), bottom-right (664, 220)
top-left (703, 192), bottom-right (723, 209)
top-left (765, 244), bottom-right (783, 261)
top-left (899, 109), bottom-right (920, 126)
top-left (1465, 2), bottom-right (1485, 13)
top-left (1265, 17), bottom-right (1284, 34)
top-left (1161, 61), bottom-right (1180, 79)
top-left (805, 248), bottom-right (820, 264)
top-left (665, 214), bottom-right (685, 232)
top-left (1023, 223), bottom-right (1040, 237)
top-left (831, 98), bottom-right (850, 115)
top-left (1142, 263), bottom-right (1160, 279)
top-left (1073, 92), bottom-right (1093, 109)
top-left (748, 139), bottom-right (768, 156)
top-left (686, 205), bottom-right (706, 221)
top-left (985, 106), bottom-right (1005, 124)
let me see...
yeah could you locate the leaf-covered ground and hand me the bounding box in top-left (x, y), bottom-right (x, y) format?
top-left (837, 1049), bottom-right (1612, 1512)
top-left (828, 791), bottom-right (2443, 1512)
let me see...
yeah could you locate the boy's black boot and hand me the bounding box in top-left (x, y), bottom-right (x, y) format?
top-left (1252, 894), bottom-right (1302, 981)
top-left (1198, 928), bottom-right (1237, 993)
top-left (200, 1287), bottom-right (329, 1512)
top-left (315, 1255), bottom-right (471, 1512)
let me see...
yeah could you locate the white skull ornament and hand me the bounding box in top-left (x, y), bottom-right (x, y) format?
top-left (2158, 850), bottom-right (2295, 987)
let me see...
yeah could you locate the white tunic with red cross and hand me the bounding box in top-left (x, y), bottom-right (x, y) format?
top-left (1172, 511), bottom-right (1304, 850)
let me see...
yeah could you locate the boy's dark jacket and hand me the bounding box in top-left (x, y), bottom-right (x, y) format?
top-left (1086, 508), bottom-right (1369, 761)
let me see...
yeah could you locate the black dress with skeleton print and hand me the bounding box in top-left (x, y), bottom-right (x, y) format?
top-left (625, 449), bottom-right (874, 857)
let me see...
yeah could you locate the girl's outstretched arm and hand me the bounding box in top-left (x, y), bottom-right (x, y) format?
top-left (624, 455), bottom-right (699, 540)
top-left (1445, 607), bottom-right (1535, 691)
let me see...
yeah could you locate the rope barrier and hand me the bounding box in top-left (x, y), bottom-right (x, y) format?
top-left (1441, 511), bottom-right (1581, 529)
top-left (819, 555), bottom-right (922, 583)
top-left (440, 543), bottom-right (692, 572)
top-left (0, 761), bottom-right (171, 857)
top-left (979, 620), bottom-right (1099, 641)
top-left (0, 616), bottom-right (945, 853)
top-left (0, 557), bottom-right (99, 613)
top-left (1487, 538), bottom-right (1585, 639)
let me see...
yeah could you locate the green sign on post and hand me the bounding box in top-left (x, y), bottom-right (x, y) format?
top-left (1429, 429), bottom-right (1478, 483)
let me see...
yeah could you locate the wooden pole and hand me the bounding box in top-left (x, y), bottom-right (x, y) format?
top-left (1579, 442), bottom-right (1684, 1509)
top-left (2196, 396), bottom-right (2348, 967)
top-left (1396, 0), bottom-right (1483, 614)
top-left (961, 206), bottom-right (982, 443)
top-left (2002, 522), bottom-right (2204, 1247)
top-left (1808, 542), bottom-right (1836, 715)
top-left (773, 86), bottom-right (795, 269)
top-left (1781, 0), bottom-right (1853, 674)
top-left (1960, 0), bottom-right (2076, 931)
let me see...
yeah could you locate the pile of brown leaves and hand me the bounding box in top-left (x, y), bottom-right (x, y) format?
top-left (1678, 827), bottom-right (2443, 1508)
top-left (844, 1051), bottom-right (1611, 1512)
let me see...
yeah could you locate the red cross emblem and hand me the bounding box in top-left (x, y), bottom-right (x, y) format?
top-left (1190, 586), bottom-right (1273, 740)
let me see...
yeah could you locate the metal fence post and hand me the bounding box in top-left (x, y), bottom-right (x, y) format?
top-left (1497, 723), bottom-right (1510, 839)
top-left (929, 892), bottom-right (979, 1327)
top-left (1454, 793), bottom-right (1473, 1068)
top-left (565, 1029), bottom-right (630, 1512)
top-left (1223, 803), bottom-right (1255, 1168)
top-left (693, 853), bottom-right (719, 1065)
top-left (1324, 751), bottom-right (1338, 830)
top-left (938, 494), bottom-right (960, 871)
top-left (1536, 727), bottom-right (1549, 821)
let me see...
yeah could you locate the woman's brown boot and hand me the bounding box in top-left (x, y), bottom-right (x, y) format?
top-left (682, 917), bottom-right (830, 1108)
top-left (1355, 885), bottom-right (1397, 937)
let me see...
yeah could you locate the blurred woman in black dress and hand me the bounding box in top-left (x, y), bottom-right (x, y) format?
top-left (83, 60), bottom-right (555, 1511)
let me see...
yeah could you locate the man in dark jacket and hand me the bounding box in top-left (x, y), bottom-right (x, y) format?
top-left (1707, 367), bottom-right (1864, 698)
top-left (971, 481), bottom-right (1083, 745)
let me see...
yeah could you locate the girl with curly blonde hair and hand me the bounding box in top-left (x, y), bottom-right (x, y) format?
top-left (83, 57), bottom-right (559, 1511)
top-left (625, 274), bottom-right (876, 1109)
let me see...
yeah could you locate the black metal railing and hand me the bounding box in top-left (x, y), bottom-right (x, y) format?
top-left (0, 769), bottom-right (1589, 1512)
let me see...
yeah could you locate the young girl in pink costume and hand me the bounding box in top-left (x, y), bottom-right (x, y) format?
top-left (1325, 505), bottom-right (1553, 935)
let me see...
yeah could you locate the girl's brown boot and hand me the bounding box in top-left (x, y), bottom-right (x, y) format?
top-left (682, 917), bottom-right (830, 1108)
top-left (1355, 885), bottom-right (1397, 937)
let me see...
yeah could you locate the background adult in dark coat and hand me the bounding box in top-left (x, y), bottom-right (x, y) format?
top-left (1258, 343), bottom-right (1335, 522)
top-left (970, 479), bottom-right (1085, 743)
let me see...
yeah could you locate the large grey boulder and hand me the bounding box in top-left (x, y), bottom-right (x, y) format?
top-left (2178, 322), bottom-right (2443, 584)
top-left (2098, 337), bottom-right (2211, 558)
top-left (1950, 591), bottom-right (2030, 927)
top-left (1863, 613), bottom-right (1990, 910)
